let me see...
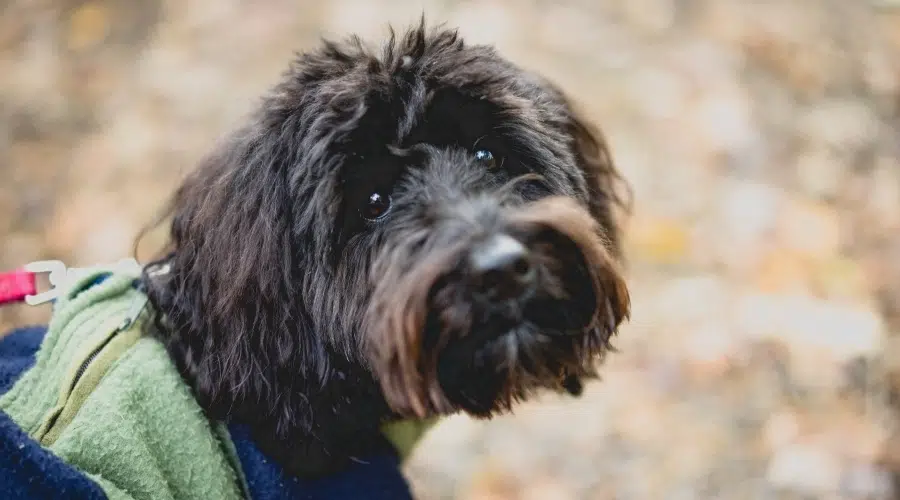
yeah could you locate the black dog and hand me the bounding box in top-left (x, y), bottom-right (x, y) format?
top-left (139, 22), bottom-right (632, 478)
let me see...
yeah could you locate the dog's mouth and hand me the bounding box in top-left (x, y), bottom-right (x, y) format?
top-left (367, 196), bottom-right (630, 418)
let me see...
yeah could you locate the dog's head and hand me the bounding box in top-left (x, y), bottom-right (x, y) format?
top-left (143, 23), bottom-right (630, 437)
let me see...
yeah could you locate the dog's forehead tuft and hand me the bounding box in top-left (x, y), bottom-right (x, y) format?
top-left (264, 24), bottom-right (565, 130)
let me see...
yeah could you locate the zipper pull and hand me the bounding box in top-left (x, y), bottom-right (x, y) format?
top-left (117, 296), bottom-right (150, 332)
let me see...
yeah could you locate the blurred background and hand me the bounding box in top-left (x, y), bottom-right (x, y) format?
top-left (1, 0), bottom-right (899, 498)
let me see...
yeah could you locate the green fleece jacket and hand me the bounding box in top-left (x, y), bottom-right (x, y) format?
top-left (0, 264), bottom-right (433, 499)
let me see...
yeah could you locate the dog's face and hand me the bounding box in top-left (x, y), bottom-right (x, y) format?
top-left (146, 24), bottom-right (630, 449)
top-left (348, 57), bottom-right (632, 417)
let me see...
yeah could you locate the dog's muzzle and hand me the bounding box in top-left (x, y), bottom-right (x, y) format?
top-left (367, 194), bottom-right (630, 418)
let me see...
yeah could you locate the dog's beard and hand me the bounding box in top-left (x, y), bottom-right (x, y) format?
top-left (367, 196), bottom-right (630, 418)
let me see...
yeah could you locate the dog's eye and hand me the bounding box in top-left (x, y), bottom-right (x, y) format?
top-left (361, 191), bottom-right (392, 221)
top-left (474, 149), bottom-right (496, 168)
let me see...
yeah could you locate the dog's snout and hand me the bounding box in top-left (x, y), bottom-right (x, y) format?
top-left (468, 234), bottom-right (535, 301)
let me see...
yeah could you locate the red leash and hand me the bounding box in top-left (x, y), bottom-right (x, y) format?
top-left (0, 260), bottom-right (69, 306)
top-left (0, 268), bottom-right (37, 306)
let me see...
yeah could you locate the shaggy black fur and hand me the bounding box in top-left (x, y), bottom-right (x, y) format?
top-left (139, 21), bottom-right (632, 478)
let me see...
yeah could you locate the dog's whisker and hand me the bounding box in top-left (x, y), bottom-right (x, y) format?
top-left (457, 388), bottom-right (481, 411)
top-left (495, 172), bottom-right (545, 197)
top-left (605, 298), bottom-right (618, 335)
top-left (504, 332), bottom-right (519, 379)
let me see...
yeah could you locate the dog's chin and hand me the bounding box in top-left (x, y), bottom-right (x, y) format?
top-left (429, 296), bottom-right (610, 417)
top-left (433, 333), bottom-right (592, 417)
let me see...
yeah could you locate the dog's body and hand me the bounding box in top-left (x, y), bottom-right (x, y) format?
top-left (130, 22), bottom-right (631, 479)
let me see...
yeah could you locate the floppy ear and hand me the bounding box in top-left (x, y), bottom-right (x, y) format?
top-left (140, 124), bottom-right (326, 426)
top-left (565, 103), bottom-right (632, 258)
top-left (558, 98), bottom-right (632, 397)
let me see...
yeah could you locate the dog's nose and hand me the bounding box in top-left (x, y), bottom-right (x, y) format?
top-left (469, 234), bottom-right (535, 301)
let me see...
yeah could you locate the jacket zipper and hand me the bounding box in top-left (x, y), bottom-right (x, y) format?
top-left (37, 295), bottom-right (150, 443)
top-left (41, 321), bottom-right (127, 434)
top-left (68, 309), bottom-right (143, 390)
top-left (70, 341), bottom-right (111, 390)
top-left (68, 296), bottom-right (149, 393)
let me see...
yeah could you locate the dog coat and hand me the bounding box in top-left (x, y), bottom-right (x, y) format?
top-left (0, 264), bottom-right (434, 499)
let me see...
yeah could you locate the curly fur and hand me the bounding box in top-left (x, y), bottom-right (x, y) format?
top-left (138, 21), bottom-right (631, 478)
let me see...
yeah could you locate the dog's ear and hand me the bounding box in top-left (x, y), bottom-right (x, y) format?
top-left (559, 97), bottom-right (632, 396)
top-left (565, 103), bottom-right (632, 258)
top-left (141, 125), bottom-right (326, 425)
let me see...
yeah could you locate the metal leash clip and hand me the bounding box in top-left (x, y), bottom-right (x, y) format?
top-left (23, 260), bottom-right (70, 306)
top-left (21, 258), bottom-right (144, 306)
